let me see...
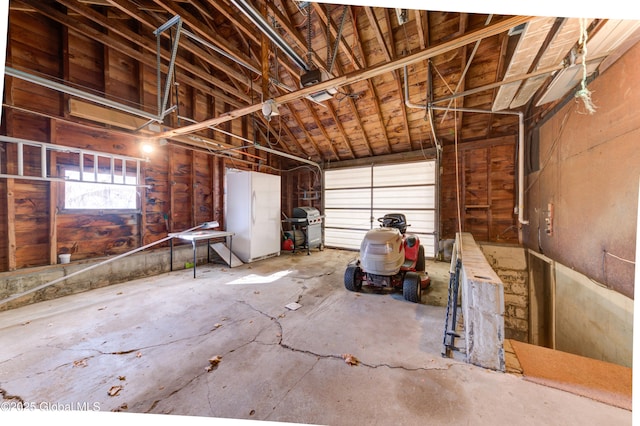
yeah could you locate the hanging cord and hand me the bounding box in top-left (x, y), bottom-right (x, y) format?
top-left (575, 17), bottom-right (596, 114)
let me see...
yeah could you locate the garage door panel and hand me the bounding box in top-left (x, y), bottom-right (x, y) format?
top-left (324, 161), bottom-right (436, 257)
top-left (324, 229), bottom-right (367, 251)
top-left (373, 186), bottom-right (435, 209)
top-left (373, 162), bottom-right (436, 186)
top-left (324, 167), bottom-right (371, 189)
top-left (371, 209), bottom-right (434, 234)
top-left (325, 188), bottom-right (371, 208)
top-left (324, 209), bottom-right (371, 230)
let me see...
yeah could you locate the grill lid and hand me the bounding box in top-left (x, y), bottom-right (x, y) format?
top-left (293, 206), bottom-right (320, 219)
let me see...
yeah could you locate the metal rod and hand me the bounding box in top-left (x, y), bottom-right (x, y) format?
top-left (229, 0), bottom-right (310, 71)
top-left (41, 145), bottom-right (47, 178)
top-left (0, 224), bottom-right (206, 307)
top-left (5, 67), bottom-right (160, 123)
top-left (0, 135), bottom-right (148, 163)
top-left (79, 151), bottom-right (84, 181)
top-left (94, 153), bottom-right (98, 182)
top-left (17, 142), bottom-right (23, 176)
top-left (181, 29), bottom-right (261, 76)
top-left (161, 19), bottom-right (182, 117)
top-left (0, 174), bottom-right (150, 187)
top-left (154, 14), bottom-right (182, 36)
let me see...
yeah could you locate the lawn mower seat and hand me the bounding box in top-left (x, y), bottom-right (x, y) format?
top-left (381, 213), bottom-right (407, 234)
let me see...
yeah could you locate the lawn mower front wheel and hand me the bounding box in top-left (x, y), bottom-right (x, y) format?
top-left (402, 271), bottom-right (421, 303)
top-left (344, 265), bottom-right (363, 292)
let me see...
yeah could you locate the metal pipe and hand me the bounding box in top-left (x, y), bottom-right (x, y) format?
top-left (429, 105), bottom-right (529, 233)
top-left (174, 114), bottom-right (322, 175)
top-left (182, 29), bottom-right (261, 76)
top-left (5, 67), bottom-right (160, 123)
top-left (517, 111), bottom-right (529, 227)
top-left (229, 0), bottom-right (309, 71)
top-left (153, 14), bottom-right (181, 36)
top-left (209, 125), bottom-right (322, 174)
top-left (403, 65), bottom-right (441, 152)
top-left (439, 14), bottom-right (493, 124)
top-left (0, 224), bottom-right (206, 307)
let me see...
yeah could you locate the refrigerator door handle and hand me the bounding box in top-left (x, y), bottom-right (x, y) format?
top-left (251, 190), bottom-right (256, 225)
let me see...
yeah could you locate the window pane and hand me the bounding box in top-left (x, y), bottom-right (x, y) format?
top-left (65, 170), bottom-right (137, 210)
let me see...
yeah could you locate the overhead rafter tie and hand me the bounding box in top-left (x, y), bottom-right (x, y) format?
top-left (326, 4), bottom-right (349, 75)
top-left (154, 15), bottom-right (183, 118)
top-left (156, 15), bottom-right (533, 140)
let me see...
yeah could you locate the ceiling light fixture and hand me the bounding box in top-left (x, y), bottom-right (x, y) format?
top-left (262, 99), bottom-right (280, 121)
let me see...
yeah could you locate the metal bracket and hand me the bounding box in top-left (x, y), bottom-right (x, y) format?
top-left (155, 15), bottom-right (183, 119)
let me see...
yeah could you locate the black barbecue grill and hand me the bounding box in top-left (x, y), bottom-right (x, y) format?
top-left (284, 206), bottom-right (324, 255)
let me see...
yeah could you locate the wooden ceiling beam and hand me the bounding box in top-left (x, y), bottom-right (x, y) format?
top-left (316, 6), bottom-right (370, 158)
top-left (305, 100), bottom-right (341, 160)
top-left (283, 105), bottom-right (324, 161)
top-left (312, 2), bottom-right (362, 73)
top-left (379, 8), bottom-right (412, 152)
top-left (350, 7), bottom-right (387, 156)
top-left (150, 0), bottom-right (253, 67)
top-left (157, 15), bottom-right (533, 140)
top-left (325, 102), bottom-right (356, 159)
top-left (267, 1), bottom-right (328, 75)
top-left (49, 0), bottom-right (254, 104)
top-left (455, 13), bottom-right (469, 138)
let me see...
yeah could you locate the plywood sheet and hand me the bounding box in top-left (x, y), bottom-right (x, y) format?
top-left (210, 242), bottom-right (243, 268)
top-left (509, 339), bottom-right (632, 411)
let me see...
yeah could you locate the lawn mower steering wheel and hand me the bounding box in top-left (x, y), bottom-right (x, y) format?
top-left (378, 216), bottom-right (400, 226)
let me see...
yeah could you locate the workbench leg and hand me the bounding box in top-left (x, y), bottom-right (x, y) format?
top-left (229, 236), bottom-right (233, 267)
top-left (192, 240), bottom-right (197, 279)
top-left (170, 238), bottom-right (174, 271)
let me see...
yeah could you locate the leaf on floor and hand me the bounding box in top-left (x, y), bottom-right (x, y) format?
top-left (118, 376), bottom-right (126, 381)
top-left (136, 352), bottom-right (142, 358)
top-left (342, 353), bottom-right (359, 366)
top-left (108, 385), bottom-right (123, 396)
top-left (213, 323), bottom-right (223, 329)
top-left (73, 359), bottom-right (88, 368)
top-left (206, 355), bottom-right (222, 372)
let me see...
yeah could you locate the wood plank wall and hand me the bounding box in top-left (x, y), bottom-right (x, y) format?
top-left (0, 8), bottom-right (263, 272)
top-left (440, 136), bottom-right (519, 244)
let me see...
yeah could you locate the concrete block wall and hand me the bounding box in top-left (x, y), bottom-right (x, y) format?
top-left (458, 233), bottom-right (505, 371)
top-left (479, 243), bottom-right (529, 342)
top-left (0, 244), bottom-right (212, 311)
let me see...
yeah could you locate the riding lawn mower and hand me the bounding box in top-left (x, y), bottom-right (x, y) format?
top-left (344, 213), bottom-right (430, 303)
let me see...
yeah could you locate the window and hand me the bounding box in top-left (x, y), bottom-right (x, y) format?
top-left (63, 169), bottom-right (139, 211)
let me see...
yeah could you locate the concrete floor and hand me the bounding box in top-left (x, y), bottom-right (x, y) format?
top-left (0, 248), bottom-right (632, 425)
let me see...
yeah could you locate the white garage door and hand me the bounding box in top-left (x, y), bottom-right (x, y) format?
top-left (324, 160), bottom-right (437, 257)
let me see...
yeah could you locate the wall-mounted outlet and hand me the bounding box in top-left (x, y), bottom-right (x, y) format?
top-left (545, 203), bottom-right (554, 236)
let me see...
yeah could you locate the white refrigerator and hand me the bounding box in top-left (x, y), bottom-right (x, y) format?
top-left (225, 169), bottom-right (281, 263)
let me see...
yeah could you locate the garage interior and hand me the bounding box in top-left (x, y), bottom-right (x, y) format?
top-left (0, 1), bottom-right (637, 424)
